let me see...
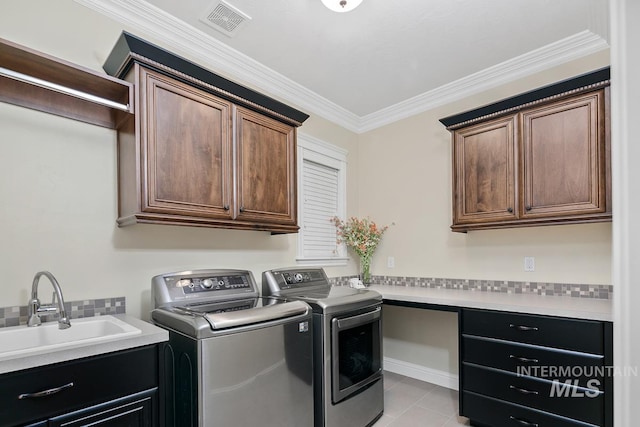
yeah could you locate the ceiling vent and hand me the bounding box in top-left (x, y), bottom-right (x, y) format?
top-left (199, 0), bottom-right (252, 38)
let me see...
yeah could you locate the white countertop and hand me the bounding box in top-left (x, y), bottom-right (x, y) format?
top-left (368, 285), bottom-right (613, 322)
top-left (0, 314), bottom-right (168, 375)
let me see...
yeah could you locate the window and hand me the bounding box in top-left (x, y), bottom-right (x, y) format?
top-left (297, 133), bottom-right (348, 265)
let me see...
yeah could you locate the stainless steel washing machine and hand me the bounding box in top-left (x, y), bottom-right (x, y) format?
top-left (152, 269), bottom-right (314, 427)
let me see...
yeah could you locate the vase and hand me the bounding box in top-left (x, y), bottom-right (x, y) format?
top-left (360, 257), bottom-right (371, 285)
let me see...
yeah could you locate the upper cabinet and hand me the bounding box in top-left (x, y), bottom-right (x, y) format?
top-left (441, 68), bottom-right (611, 232)
top-left (0, 37), bottom-right (133, 129)
top-left (104, 32), bottom-right (308, 233)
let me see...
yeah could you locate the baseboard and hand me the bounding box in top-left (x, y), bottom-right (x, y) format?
top-left (383, 357), bottom-right (459, 391)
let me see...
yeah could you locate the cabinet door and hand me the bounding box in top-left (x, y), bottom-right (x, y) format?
top-left (521, 90), bottom-right (606, 218)
top-left (452, 115), bottom-right (517, 226)
top-left (234, 106), bottom-right (297, 227)
top-left (140, 67), bottom-right (233, 219)
top-left (48, 390), bottom-right (155, 427)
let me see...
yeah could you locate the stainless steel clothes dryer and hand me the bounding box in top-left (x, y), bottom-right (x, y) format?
top-left (262, 267), bottom-right (384, 427)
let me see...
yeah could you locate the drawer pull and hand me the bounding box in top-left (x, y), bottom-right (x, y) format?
top-left (509, 355), bottom-right (539, 363)
top-left (509, 385), bottom-right (539, 395)
top-left (18, 382), bottom-right (74, 400)
top-left (509, 323), bottom-right (539, 331)
top-left (509, 415), bottom-right (539, 427)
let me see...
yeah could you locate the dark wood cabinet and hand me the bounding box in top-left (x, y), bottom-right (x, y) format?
top-left (0, 345), bottom-right (159, 427)
top-left (116, 65), bottom-right (299, 233)
top-left (443, 69), bottom-right (611, 232)
top-left (459, 308), bottom-right (613, 427)
top-left (104, 32), bottom-right (307, 234)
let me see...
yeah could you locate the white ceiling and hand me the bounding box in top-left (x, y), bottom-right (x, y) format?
top-left (78, 0), bottom-right (610, 132)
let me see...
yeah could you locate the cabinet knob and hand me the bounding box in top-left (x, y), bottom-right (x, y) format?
top-left (239, 206), bottom-right (245, 213)
top-left (507, 208), bottom-right (513, 213)
top-left (223, 205), bottom-right (229, 211)
top-left (525, 206), bottom-right (532, 211)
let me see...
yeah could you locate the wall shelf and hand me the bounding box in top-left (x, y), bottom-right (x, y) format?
top-left (0, 38), bottom-right (133, 129)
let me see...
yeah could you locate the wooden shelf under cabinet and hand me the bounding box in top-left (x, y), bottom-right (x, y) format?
top-left (0, 37), bottom-right (133, 129)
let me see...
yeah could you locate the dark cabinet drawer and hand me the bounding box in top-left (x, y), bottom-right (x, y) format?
top-left (461, 309), bottom-right (604, 354)
top-left (463, 391), bottom-right (599, 427)
top-left (462, 336), bottom-right (605, 384)
top-left (463, 363), bottom-right (604, 426)
top-left (0, 345), bottom-right (158, 426)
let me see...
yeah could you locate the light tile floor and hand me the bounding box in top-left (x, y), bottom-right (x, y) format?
top-left (373, 371), bottom-right (471, 427)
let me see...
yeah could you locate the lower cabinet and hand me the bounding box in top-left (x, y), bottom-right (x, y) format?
top-left (459, 308), bottom-right (613, 427)
top-left (0, 345), bottom-right (160, 427)
top-left (47, 390), bottom-right (155, 426)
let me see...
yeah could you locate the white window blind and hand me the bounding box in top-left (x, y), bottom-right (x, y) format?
top-left (301, 159), bottom-right (339, 258)
top-left (297, 134), bottom-right (347, 265)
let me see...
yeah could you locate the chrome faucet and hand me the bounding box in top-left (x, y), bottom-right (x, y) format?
top-left (27, 271), bottom-right (71, 329)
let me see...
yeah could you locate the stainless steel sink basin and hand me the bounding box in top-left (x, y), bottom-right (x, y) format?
top-left (0, 315), bottom-right (141, 360)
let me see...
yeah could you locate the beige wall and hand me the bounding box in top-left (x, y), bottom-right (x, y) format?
top-left (360, 51), bottom-right (611, 378)
top-left (359, 51), bottom-right (611, 285)
top-left (0, 0), bottom-right (359, 319)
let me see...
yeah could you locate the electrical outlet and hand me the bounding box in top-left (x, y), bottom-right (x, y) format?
top-left (387, 256), bottom-right (395, 268)
top-left (524, 256), bottom-right (535, 272)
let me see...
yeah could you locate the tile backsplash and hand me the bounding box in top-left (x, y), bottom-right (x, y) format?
top-left (329, 275), bottom-right (612, 300)
top-left (0, 297), bottom-right (126, 328)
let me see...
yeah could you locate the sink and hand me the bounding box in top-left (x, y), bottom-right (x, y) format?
top-left (0, 315), bottom-right (141, 360)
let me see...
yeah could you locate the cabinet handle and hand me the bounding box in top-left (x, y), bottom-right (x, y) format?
top-left (507, 207), bottom-right (513, 213)
top-left (509, 355), bottom-right (539, 363)
top-left (509, 385), bottom-right (539, 395)
top-left (509, 323), bottom-right (539, 331)
top-left (509, 415), bottom-right (539, 427)
top-left (18, 382), bottom-right (74, 399)
top-left (223, 205), bottom-right (230, 211)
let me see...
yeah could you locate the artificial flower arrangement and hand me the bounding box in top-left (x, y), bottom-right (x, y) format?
top-left (332, 216), bottom-right (389, 284)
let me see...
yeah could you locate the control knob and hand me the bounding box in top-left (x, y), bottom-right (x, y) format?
top-left (202, 279), bottom-right (214, 289)
top-left (294, 273), bottom-right (304, 282)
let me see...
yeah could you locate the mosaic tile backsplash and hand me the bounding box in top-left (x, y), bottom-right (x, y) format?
top-left (328, 275), bottom-right (612, 300)
top-left (0, 297), bottom-right (126, 328)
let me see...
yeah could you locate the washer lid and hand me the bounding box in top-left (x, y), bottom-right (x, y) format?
top-left (152, 297), bottom-right (310, 338)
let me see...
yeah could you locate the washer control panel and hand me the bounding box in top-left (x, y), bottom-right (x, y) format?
top-left (176, 275), bottom-right (251, 294)
top-left (152, 269), bottom-right (257, 308)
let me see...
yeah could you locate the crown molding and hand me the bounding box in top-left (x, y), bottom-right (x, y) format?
top-left (75, 0), bottom-right (362, 132)
top-left (358, 30), bottom-right (610, 133)
top-left (76, 0), bottom-right (609, 134)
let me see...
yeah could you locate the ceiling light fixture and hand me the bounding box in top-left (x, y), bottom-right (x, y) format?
top-left (321, 0), bottom-right (363, 13)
